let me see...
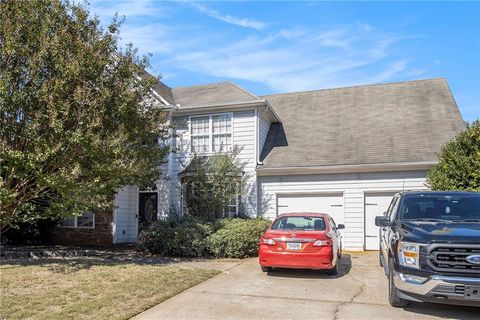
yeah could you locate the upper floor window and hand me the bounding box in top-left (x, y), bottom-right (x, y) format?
top-left (190, 113), bottom-right (232, 153)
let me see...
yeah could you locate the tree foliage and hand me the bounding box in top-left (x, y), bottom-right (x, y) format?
top-left (0, 0), bottom-right (169, 229)
top-left (427, 120), bottom-right (480, 192)
top-left (182, 147), bottom-right (247, 221)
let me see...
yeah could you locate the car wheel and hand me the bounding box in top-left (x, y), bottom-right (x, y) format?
top-left (326, 261), bottom-right (339, 276)
top-left (388, 258), bottom-right (409, 308)
top-left (261, 266), bottom-right (272, 272)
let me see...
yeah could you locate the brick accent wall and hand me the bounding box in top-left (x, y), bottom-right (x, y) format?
top-left (51, 210), bottom-right (114, 247)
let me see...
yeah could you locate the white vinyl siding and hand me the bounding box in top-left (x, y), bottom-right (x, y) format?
top-left (232, 110), bottom-right (257, 216)
top-left (258, 170), bottom-right (429, 250)
top-left (165, 110), bottom-right (257, 217)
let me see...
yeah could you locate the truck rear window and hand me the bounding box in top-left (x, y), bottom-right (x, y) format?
top-left (271, 216), bottom-right (326, 231)
top-left (400, 194), bottom-right (480, 221)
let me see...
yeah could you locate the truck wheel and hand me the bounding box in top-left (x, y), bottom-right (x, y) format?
top-left (388, 259), bottom-right (409, 308)
top-left (261, 266), bottom-right (272, 272)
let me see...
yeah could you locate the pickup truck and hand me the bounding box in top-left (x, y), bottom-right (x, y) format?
top-left (375, 191), bottom-right (480, 307)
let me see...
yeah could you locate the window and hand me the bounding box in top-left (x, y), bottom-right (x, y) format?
top-left (59, 212), bottom-right (95, 228)
top-left (399, 194), bottom-right (480, 221)
top-left (224, 196), bottom-right (239, 218)
top-left (271, 216), bottom-right (326, 231)
top-left (191, 116), bottom-right (210, 153)
top-left (190, 113), bottom-right (232, 153)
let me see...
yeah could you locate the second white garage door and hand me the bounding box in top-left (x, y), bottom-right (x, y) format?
top-left (364, 193), bottom-right (396, 250)
top-left (277, 193), bottom-right (344, 226)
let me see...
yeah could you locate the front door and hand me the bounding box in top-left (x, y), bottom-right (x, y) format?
top-left (138, 192), bottom-right (158, 232)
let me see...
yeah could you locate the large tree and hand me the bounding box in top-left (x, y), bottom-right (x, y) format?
top-left (0, 0), bottom-right (169, 230)
top-left (427, 120), bottom-right (480, 192)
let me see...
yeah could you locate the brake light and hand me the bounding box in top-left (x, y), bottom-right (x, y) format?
top-left (261, 238), bottom-right (276, 245)
top-left (313, 239), bottom-right (333, 247)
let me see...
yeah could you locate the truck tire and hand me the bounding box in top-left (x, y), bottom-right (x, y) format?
top-left (388, 258), bottom-right (409, 308)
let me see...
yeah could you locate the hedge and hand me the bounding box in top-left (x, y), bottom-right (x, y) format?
top-left (137, 217), bottom-right (271, 258)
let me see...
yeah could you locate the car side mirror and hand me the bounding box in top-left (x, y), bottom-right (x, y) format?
top-left (337, 224), bottom-right (345, 230)
top-left (375, 216), bottom-right (392, 227)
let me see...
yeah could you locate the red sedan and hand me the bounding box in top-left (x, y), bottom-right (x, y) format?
top-left (258, 213), bottom-right (344, 275)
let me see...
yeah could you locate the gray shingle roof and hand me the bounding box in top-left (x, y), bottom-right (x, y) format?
top-left (259, 78), bottom-right (465, 169)
top-left (138, 70), bottom-right (174, 105)
top-left (172, 81), bottom-right (259, 108)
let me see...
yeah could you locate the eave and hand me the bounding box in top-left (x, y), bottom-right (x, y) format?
top-left (255, 161), bottom-right (437, 176)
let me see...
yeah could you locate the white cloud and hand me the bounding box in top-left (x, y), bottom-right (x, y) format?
top-left (191, 3), bottom-right (267, 30)
top-left (89, 0), bottom-right (168, 21)
top-left (165, 27), bottom-right (421, 91)
top-left (88, 1), bottom-right (422, 92)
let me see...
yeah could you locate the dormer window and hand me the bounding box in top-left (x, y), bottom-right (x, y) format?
top-left (190, 113), bottom-right (232, 153)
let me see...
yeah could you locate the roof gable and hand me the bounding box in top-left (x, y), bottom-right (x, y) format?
top-left (172, 81), bottom-right (259, 108)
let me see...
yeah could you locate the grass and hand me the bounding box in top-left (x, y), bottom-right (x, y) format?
top-left (0, 258), bottom-right (221, 319)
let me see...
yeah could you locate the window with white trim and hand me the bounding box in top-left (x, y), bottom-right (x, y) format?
top-left (59, 212), bottom-right (95, 228)
top-left (224, 196), bottom-right (239, 218)
top-left (190, 113), bottom-right (232, 153)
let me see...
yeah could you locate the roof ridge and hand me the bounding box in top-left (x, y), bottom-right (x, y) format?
top-left (172, 81), bottom-right (230, 90)
top-left (225, 81), bottom-right (260, 99)
top-left (260, 78), bottom-right (447, 98)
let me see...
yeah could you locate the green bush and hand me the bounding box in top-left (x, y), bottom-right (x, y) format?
top-left (137, 217), bottom-right (272, 258)
top-left (207, 218), bottom-right (272, 258)
top-left (137, 218), bottom-right (214, 257)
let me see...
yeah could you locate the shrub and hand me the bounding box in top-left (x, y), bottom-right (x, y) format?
top-left (137, 218), bottom-right (214, 257)
top-left (207, 218), bottom-right (271, 258)
top-left (427, 120), bottom-right (480, 191)
top-left (137, 217), bottom-right (272, 258)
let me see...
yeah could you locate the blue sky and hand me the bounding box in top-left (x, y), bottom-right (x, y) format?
top-left (89, 1), bottom-right (479, 122)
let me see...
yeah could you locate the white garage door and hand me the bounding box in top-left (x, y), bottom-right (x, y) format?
top-left (364, 193), bottom-right (395, 250)
top-left (277, 193), bottom-right (344, 226)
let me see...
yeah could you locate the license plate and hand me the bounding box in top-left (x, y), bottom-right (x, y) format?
top-left (286, 242), bottom-right (302, 250)
top-left (465, 285), bottom-right (480, 300)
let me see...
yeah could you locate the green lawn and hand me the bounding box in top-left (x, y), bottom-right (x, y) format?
top-left (0, 258), bottom-right (220, 319)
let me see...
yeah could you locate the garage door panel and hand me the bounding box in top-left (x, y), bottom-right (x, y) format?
top-left (277, 193), bottom-right (344, 226)
top-left (364, 193), bottom-right (395, 250)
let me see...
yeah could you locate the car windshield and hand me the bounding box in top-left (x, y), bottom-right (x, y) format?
top-left (399, 194), bottom-right (480, 221)
top-left (271, 216), bottom-right (326, 231)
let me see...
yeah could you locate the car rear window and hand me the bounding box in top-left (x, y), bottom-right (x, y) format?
top-left (399, 194), bottom-right (480, 221)
top-left (271, 216), bottom-right (326, 231)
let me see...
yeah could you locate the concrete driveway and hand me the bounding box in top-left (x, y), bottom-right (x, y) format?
top-left (133, 252), bottom-right (478, 320)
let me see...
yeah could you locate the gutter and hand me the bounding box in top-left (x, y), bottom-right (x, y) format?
top-left (172, 99), bottom-right (281, 122)
top-left (255, 161), bottom-right (437, 176)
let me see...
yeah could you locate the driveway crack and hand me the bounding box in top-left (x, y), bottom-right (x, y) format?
top-left (333, 274), bottom-right (366, 320)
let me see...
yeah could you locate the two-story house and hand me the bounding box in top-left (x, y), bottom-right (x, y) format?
top-left (54, 78), bottom-right (465, 250)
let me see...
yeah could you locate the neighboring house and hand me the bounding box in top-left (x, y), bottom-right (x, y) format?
top-left (53, 78), bottom-right (465, 250)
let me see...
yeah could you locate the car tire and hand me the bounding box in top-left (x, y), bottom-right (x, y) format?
top-left (388, 258), bottom-right (409, 308)
top-left (261, 266), bottom-right (272, 272)
top-left (326, 261), bottom-right (339, 276)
